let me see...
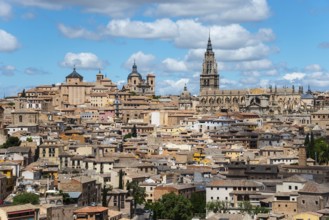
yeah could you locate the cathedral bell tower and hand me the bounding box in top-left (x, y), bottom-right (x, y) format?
top-left (200, 36), bottom-right (219, 93)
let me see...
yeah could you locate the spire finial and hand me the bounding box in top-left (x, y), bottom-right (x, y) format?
top-left (132, 60), bottom-right (137, 72)
top-left (99, 68), bottom-right (101, 74)
top-left (184, 83), bottom-right (187, 91)
top-left (73, 64), bottom-right (76, 71)
top-left (207, 33), bottom-right (213, 52)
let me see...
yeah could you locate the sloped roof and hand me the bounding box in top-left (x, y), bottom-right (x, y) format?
top-left (74, 206), bottom-right (108, 213)
top-left (283, 174), bottom-right (308, 183)
top-left (66, 68), bottom-right (83, 79)
top-left (299, 181), bottom-right (329, 194)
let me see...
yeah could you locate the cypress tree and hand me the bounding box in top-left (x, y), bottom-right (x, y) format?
top-left (118, 169), bottom-right (124, 189)
top-left (304, 133), bottom-right (310, 157)
top-left (310, 132), bottom-right (315, 159)
top-left (131, 124), bottom-right (137, 137)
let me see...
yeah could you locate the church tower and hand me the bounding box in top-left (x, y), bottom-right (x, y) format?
top-left (200, 36), bottom-right (219, 93)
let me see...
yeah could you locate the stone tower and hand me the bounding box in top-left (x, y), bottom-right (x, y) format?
top-left (200, 36), bottom-right (219, 93)
top-left (298, 146), bottom-right (307, 166)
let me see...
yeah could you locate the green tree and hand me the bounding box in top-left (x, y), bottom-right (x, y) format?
top-left (206, 200), bottom-right (229, 214)
top-left (1, 136), bottom-right (21, 148)
top-left (310, 132), bottom-right (315, 159)
top-left (131, 125), bottom-right (137, 138)
top-left (13, 192), bottom-right (39, 205)
top-left (238, 200), bottom-right (253, 215)
top-left (102, 184), bottom-right (112, 207)
top-left (190, 191), bottom-right (206, 217)
top-left (314, 137), bottom-right (329, 164)
top-left (34, 146), bottom-right (39, 162)
top-left (148, 192), bottom-right (193, 220)
top-left (304, 133), bottom-right (310, 157)
top-left (61, 192), bottom-right (75, 205)
top-left (253, 206), bottom-right (270, 215)
top-left (123, 133), bottom-right (132, 140)
top-left (21, 89), bottom-right (26, 97)
top-left (127, 181), bottom-right (146, 212)
top-left (118, 169), bottom-right (124, 190)
top-left (26, 137), bottom-right (33, 142)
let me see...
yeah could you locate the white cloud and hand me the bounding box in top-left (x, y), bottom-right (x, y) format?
top-left (241, 71), bottom-right (261, 77)
top-left (12, 0), bottom-right (270, 22)
top-left (106, 19), bottom-right (178, 39)
top-left (0, 65), bottom-right (16, 76)
top-left (148, 0), bottom-right (270, 23)
top-left (60, 52), bottom-right (105, 69)
top-left (283, 72), bottom-right (305, 82)
top-left (103, 19), bottom-right (274, 50)
top-left (259, 79), bottom-right (270, 88)
top-left (256, 28), bottom-right (275, 42)
top-left (235, 59), bottom-right (273, 70)
top-left (0, 29), bottom-right (19, 52)
top-left (58, 23), bottom-right (101, 40)
top-left (158, 78), bottom-right (190, 95)
top-left (0, 0), bottom-right (11, 18)
top-left (116, 80), bottom-right (126, 87)
top-left (305, 64), bottom-right (322, 72)
top-left (124, 51), bottom-right (155, 72)
top-left (221, 78), bottom-right (238, 86)
top-left (24, 67), bottom-right (49, 75)
top-left (162, 58), bottom-right (188, 72)
top-left (239, 77), bottom-right (259, 85)
top-left (265, 69), bottom-right (278, 76)
top-left (217, 44), bottom-right (272, 61)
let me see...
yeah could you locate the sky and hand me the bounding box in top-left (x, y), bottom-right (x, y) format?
top-left (1, 0), bottom-right (329, 96)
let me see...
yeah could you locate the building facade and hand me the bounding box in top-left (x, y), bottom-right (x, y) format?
top-left (197, 38), bottom-right (312, 114)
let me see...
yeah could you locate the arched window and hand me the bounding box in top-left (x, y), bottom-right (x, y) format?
top-left (19, 115), bottom-right (23, 123)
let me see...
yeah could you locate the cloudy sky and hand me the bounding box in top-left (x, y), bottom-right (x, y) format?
top-left (1, 0), bottom-right (329, 96)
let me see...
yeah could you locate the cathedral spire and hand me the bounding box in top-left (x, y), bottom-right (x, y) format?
top-left (184, 83), bottom-right (187, 91)
top-left (207, 35), bottom-right (213, 52)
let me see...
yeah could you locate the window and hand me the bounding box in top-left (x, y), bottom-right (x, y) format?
top-left (19, 115), bottom-right (23, 123)
top-left (315, 201), bottom-right (319, 205)
top-left (302, 200), bottom-right (305, 204)
top-left (289, 185), bottom-right (292, 190)
top-left (211, 197), bottom-right (213, 200)
top-left (295, 186), bottom-right (298, 190)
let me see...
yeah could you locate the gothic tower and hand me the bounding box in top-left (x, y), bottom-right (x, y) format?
top-left (200, 36), bottom-right (219, 93)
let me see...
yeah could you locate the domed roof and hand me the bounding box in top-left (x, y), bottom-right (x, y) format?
top-left (127, 62), bottom-right (142, 80)
top-left (66, 67), bottom-right (83, 80)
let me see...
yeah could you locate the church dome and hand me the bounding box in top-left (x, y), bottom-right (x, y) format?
top-left (127, 62), bottom-right (142, 81)
top-left (66, 67), bottom-right (83, 80)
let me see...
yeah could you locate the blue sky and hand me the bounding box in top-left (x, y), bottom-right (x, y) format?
top-left (0, 0), bottom-right (329, 96)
